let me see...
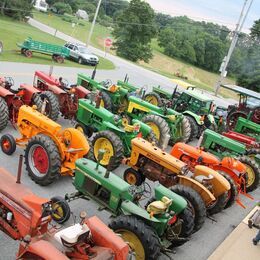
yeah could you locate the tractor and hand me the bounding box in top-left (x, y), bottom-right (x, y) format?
top-left (75, 97), bottom-right (157, 170)
top-left (0, 76), bottom-right (43, 131)
top-left (220, 84), bottom-right (260, 130)
top-left (33, 70), bottom-right (90, 120)
top-left (123, 137), bottom-right (231, 231)
top-left (0, 105), bottom-right (89, 185)
top-left (0, 160), bottom-right (129, 260)
top-left (198, 129), bottom-right (260, 192)
top-left (65, 155), bottom-right (195, 259)
top-left (170, 142), bottom-right (252, 208)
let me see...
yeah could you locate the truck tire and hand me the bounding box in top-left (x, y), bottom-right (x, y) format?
top-left (0, 134), bottom-right (16, 155)
top-left (237, 156), bottom-right (259, 192)
top-left (25, 134), bottom-right (61, 186)
top-left (100, 91), bottom-right (113, 111)
top-left (207, 192), bottom-right (228, 215)
top-left (144, 92), bottom-right (163, 107)
top-left (0, 97), bottom-right (8, 131)
top-left (218, 171), bottom-right (238, 209)
top-left (109, 215), bottom-right (160, 260)
top-left (31, 93), bottom-right (43, 111)
top-left (142, 114), bottom-right (170, 148)
top-left (51, 196), bottom-right (71, 224)
top-left (88, 130), bottom-right (124, 170)
top-left (186, 115), bottom-right (199, 141)
top-left (170, 184), bottom-right (206, 232)
top-left (40, 91), bottom-right (60, 121)
top-left (178, 116), bottom-right (192, 143)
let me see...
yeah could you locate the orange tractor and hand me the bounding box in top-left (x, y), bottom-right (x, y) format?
top-left (0, 105), bottom-right (89, 185)
top-left (123, 137), bottom-right (231, 231)
top-left (0, 159), bottom-right (129, 259)
top-left (170, 142), bottom-right (252, 208)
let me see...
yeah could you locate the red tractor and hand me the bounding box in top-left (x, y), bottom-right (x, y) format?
top-left (33, 71), bottom-right (91, 121)
top-left (0, 76), bottom-right (43, 131)
top-left (0, 157), bottom-right (129, 259)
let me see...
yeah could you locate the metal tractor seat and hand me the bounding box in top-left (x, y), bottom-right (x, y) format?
top-left (54, 223), bottom-right (90, 247)
top-left (147, 196), bottom-right (172, 215)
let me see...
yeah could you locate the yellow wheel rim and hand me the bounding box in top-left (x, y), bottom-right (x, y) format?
top-left (52, 203), bottom-right (64, 220)
top-left (146, 122), bottom-right (160, 140)
top-left (76, 125), bottom-right (84, 133)
top-left (145, 96), bottom-right (158, 106)
top-left (118, 98), bottom-right (128, 113)
top-left (94, 137), bottom-right (114, 165)
top-left (125, 172), bottom-right (137, 185)
top-left (117, 229), bottom-right (145, 260)
top-left (100, 99), bottom-right (105, 108)
top-left (245, 164), bottom-right (256, 188)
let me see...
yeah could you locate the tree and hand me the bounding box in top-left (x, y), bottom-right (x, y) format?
top-left (112, 0), bottom-right (156, 62)
top-left (52, 2), bottom-right (72, 14)
top-left (250, 18), bottom-right (260, 42)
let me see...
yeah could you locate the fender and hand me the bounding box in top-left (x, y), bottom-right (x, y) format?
top-left (20, 84), bottom-right (41, 104)
top-left (0, 86), bottom-right (13, 98)
top-left (75, 85), bottom-right (91, 98)
top-left (178, 175), bottom-right (215, 206)
top-left (194, 165), bottom-right (231, 197)
top-left (183, 111), bottom-right (203, 125)
top-left (47, 84), bottom-right (66, 95)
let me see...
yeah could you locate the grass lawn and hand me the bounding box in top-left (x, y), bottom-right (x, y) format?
top-left (0, 15), bottom-right (115, 69)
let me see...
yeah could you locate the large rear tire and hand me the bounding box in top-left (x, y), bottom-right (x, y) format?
top-left (25, 134), bottom-right (61, 186)
top-left (170, 184), bottom-right (206, 232)
top-left (178, 116), bottom-right (192, 143)
top-left (40, 91), bottom-right (60, 121)
top-left (142, 114), bottom-right (170, 148)
top-left (0, 97), bottom-right (8, 131)
top-left (31, 93), bottom-right (43, 111)
top-left (88, 130), bottom-right (124, 170)
top-left (144, 92), bottom-right (163, 107)
top-left (99, 91), bottom-right (113, 111)
top-left (109, 215), bottom-right (160, 260)
top-left (207, 192), bottom-right (228, 215)
top-left (186, 115), bottom-right (199, 141)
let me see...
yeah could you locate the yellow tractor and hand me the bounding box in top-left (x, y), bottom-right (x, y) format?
top-left (123, 137), bottom-right (231, 231)
top-left (0, 105), bottom-right (89, 186)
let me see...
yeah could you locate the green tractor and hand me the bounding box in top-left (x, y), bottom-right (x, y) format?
top-left (199, 129), bottom-right (260, 192)
top-left (65, 156), bottom-right (195, 260)
top-left (75, 97), bottom-right (157, 170)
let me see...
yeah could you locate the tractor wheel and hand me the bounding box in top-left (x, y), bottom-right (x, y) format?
top-left (56, 55), bottom-right (64, 64)
top-left (31, 93), bottom-right (43, 111)
top-left (227, 111), bottom-right (247, 130)
top-left (144, 92), bottom-right (163, 107)
top-left (109, 215), bottom-right (160, 260)
top-left (88, 130), bottom-right (124, 170)
top-left (99, 91), bottom-right (113, 111)
top-left (141, 114), bottom-right (170, 148)
top-left (24, 49), bottom-right (32, 58)
top-left (218, 171), bottom-right (238, 209)
top-left (237, 156), bottom-right (259, 192)
top-left (40, 91), bottom-right (60, 121)
top-left (124, 168), bottom-right (145, 186)
top-left (186, 115), bottom-right (199, 141)
top-left (75, 122), bottom-right (93, 138)
top-left (0, 134), bottom-right (16, 155)
top-left (207, 192), bottom-right (228, 215)
top-left (178, 116), bottom-right (192, 143)
top-left (25, 134), bottom-right (61, 186)
top-left (170, 184), bottom-right (206, 232)
top-left (51, 196), bottom-right (71, 224)
top-left (0, 97), bottom-right (9, 131)
top-left (246, 148), bottom-right (260, 158)
top-left (251, 106), bottom-right (260, 124)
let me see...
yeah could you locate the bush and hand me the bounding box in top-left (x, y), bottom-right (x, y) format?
top-left (52, 2), bottom-right (72, 15)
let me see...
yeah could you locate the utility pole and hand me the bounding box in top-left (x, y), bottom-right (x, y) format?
top-left (214, 0), bottom-right (253, 96)
top-left (86, 0), bottom-right (102, 47)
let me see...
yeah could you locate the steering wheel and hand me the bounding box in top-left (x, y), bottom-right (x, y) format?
top-left (5, 77), bottom-right (14, 88)
top-left (128, 182), bottom-right (152, 200)
top-left (61, 78), bottom-right (69, 88)
top-left (100, 79), bottom-right (112, 88)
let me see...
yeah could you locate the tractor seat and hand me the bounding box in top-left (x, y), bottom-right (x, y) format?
top-left (9, 87), bottom-right (22, 94)
top-left (194, 174), bottom-right (214, 183)
top-left (147, 196), bottom-right (172, 215)
top-left (55, 223), bottom-right (90, 247)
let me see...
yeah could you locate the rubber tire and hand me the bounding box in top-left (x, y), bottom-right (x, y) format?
top-left (237, 156), bottom-right (260, 192)
top-left (100, 91), bottom-right (113, 111)
top-left (186, 115), bottom-right (199, 141)
top-left (227, 111), bottom-right (247, 130)
top-left (109, 215), bottom-right (160, 260)
top-left (25, 134), bottom-right (61, 186)
top-left (123, 168), bottom-right (144, 186)
top-left (141, 114), bottom-right (170, 148)
top-left (31, 93), bottom-right (43, 112)
top-left (88, 130), bottom-right (124, 170)
top-left (75, 122), bottom-right (93, 138)
top-left (218, 171), bottom-right (238, 209)
top-left (24, 49), bottom-right (32, 57)
top-left (178, 116), bottom-right (192, 144)
top-left (0, 134), bottom-right (16, 155)
top-left (207, 192), bottom-right (228, 215)
top-left (144, 92), bottom-right (163, 107)
top-left (56, 56), bottom-right (64, 64)
top-left (246, 148), bottom-right (260, 157)
top-left (51, 196), bottom-right (71, 224)
top-left (170, 184), bottom-right (206, 232)
top-left (40, 91), bottom-right (60, 121)
top-left (251, 106), bottom-right (260, 124)
top-left (78, 57), bottom-right (83, 64)
top-left (0, 97), bottom-right (9, 131)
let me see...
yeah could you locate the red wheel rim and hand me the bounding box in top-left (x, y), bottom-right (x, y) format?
top-left (32, 146), bottom-right (49, 174)
top-left (2, 139), bottom-right (10, 151)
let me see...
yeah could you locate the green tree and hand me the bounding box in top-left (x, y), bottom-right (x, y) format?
top-left (52, 2), bottom-right (72, 14)
top-left (112, 0), bottom-right (156, 62)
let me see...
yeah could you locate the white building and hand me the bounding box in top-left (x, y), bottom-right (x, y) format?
top-left (34, 0), bottom-right (48, 13)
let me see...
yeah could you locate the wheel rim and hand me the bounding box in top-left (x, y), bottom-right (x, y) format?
top-left (125, 172), bottom-right (137, 185)
top-left (94, 138), bottom-right (114, 165)
top-left (28, 144), bottom-right (49, 177)
top-left (2, 139), bottom-right (11, 152)
top-left (145, 96), bottom-right (158, 106)
top-left (100, 99), bottom-right (105, 108)
top-left (146, 122), bottom-right (160, 139)
top-left (252, 108), bottom-right (260, 123)
top-left (118, 98), bottom-right (128, 113)
top-left (76, 125), bottom-right (84, 133)
top-left (116, 229), bottom-right (145, 260)
top-left (52, 203), bottom-right (64, 220)
top-left (245, 164), bottom-right (255, 188)
top-left (228, 112), bottom-right (246, 130)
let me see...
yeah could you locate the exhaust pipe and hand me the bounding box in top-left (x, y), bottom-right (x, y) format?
top-left (16, 155), bottom-right (23, 184)
top-left (161, 134), bottom-right (171, 151)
